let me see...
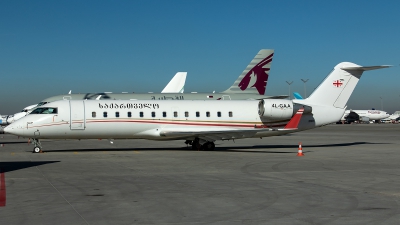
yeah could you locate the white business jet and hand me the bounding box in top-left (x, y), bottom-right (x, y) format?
top-left (5, 62), bottom-right (390, 153)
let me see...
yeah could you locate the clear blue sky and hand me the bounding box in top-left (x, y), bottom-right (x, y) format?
top-left (1, 0), bottom-right (399, 114)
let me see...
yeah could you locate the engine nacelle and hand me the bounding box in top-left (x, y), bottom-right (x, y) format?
top-left (258, 99), bottom-right (312, 122)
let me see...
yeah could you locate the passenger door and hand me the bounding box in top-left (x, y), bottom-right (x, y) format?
top-left (69, 101), bottom-right (86, 130)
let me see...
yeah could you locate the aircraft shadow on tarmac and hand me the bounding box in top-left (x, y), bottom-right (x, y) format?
top-left (41, 141), bottom-right (385, 154)
top-left (0, 161), bottom-right (60, 173)
top-left (0, 141), bottom-right (32, 145)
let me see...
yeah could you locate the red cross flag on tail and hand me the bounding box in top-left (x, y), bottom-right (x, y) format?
top-left (333, 80), bottom-right (343, 87)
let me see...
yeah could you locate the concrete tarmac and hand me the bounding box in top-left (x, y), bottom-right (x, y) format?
top-left (1, 124), bottom-right (400, 224)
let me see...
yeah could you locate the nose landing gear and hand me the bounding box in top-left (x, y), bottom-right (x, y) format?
top-left (32, 139), bottom-right (43, 153)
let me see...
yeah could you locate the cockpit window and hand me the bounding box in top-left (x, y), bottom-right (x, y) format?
top-left (30, 107), bottom-right (58, 114)
top-left (37, 102), bottom-right (49, 107)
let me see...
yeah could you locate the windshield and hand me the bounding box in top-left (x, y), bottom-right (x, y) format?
top-left (30, 107), bottom-right (58, 114)
top-left (36, 102), bottom-right (49, 107)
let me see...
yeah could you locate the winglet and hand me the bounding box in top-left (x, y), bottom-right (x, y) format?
top-left (283, 108), bottom-right (304, 129)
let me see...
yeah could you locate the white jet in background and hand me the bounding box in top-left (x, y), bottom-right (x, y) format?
top-left (341, 109), bottom-right (390, 122)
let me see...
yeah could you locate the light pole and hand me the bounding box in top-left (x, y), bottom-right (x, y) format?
top-left (301, 79), bottom-right (309, 98)
top-left (286, 81), bottom-right (293, 100)
top-left (380, 96), bottom-right (383, 110)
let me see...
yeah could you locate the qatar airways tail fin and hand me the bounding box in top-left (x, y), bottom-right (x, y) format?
top-left (222, 49), bottom-right (274, 95)
top-left (304, 63), bottom-right (391, 108)
top-left (161, 72), bottom-right (187, 93)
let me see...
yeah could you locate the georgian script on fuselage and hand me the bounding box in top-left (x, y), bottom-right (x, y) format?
top-left (151, 96), bottom-right (184, 100)
top-left (99, 103), bottom-right (160, 109)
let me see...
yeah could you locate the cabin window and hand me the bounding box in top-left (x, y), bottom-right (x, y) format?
top-left (152, 112), bottom-right (156, 117)
top-left (229, 111), bottom-right (233, 117)
top-left (30, 107), bottom-right (58, 114)
top-left (206, 111), bottom-right (210, 117)
top-left (196, 111), bottom-right (200, 117)
top-left (174, 111), bottom-right (178, 117)
top-left (116, 112), bottom-right (120, 118)
top-left (127, 112), bottom-right (132, 117)
top-left (92, 112), bottom-right (96, 118)
top-left (217, 111), bottom-right (221, 117)
top-left (103, 112), bottom-right (108, 118)
top-left (185, 111), bottom-right (189, 117)
top-left (163, 112), bottom-right (167, 117)
top-left (140, 112), bottom-right (144, 117)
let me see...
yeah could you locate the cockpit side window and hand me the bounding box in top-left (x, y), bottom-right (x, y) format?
top-left (30, 107), bottom-right (58, 114)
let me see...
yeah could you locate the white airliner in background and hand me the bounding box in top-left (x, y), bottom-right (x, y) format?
top-left (341, 109), bottom-right (390, 121)
top-left (5, 62), bottom-right (390, 153)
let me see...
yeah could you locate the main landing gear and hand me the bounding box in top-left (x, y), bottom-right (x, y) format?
top-left (32, 139), bottom-right (43, 153)
top-left (186, 138), bottom-right (215, 151)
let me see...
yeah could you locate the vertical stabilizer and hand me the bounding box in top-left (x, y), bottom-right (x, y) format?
top-left (305, 62), bottom-right (390, 108)
top-left (222, 49), bottom-right (274, 95)
top-left (161, 72), bottom-right (187, 93)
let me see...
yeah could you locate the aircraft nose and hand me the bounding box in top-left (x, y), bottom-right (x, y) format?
top-left (4, 124), bottom-right (24, 136)
top-left (4, 126), bottom-right (11, 134)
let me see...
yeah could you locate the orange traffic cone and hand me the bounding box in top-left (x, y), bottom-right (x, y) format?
top-left (297, 142), bottom-right (304, 156)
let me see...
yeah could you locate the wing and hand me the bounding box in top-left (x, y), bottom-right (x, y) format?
top-left (159, 108), bottom-right (305, 141)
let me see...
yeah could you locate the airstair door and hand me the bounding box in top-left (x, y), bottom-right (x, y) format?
top-left (70, 101), bottom-right (86, 130)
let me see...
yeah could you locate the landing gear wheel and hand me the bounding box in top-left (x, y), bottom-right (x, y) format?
top-left (191, 138), bottom-right (202, 150)
top-left (191, 142), bottom-right (202, 150)
top-left (32, 138), bottom-right (43, 153)
top-left (33, 146), bottom-right (41, 153)
top-left (202, 142), bottom-right (215, 151)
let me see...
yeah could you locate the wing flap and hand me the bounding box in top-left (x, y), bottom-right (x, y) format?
top-left (159, 128), bottom-right (269, 140)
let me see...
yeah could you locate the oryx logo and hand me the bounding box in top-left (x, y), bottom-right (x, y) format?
top-left (238, 53), bottom-right (273, 95)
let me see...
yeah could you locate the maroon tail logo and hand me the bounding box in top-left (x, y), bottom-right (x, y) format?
top-left (238, 53), bottom-right (273, 95)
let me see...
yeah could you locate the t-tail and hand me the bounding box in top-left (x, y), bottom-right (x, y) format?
top-left (222, 49), bottom-right (274, 95)
top-left (302, 62), bottom-right (391, 109)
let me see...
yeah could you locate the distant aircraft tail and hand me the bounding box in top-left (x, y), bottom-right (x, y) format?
top-left (161, 72), bottom-right (187, 93)
top-left (304, 62), bottom-right (390, 108)
top-left (293, 92), bottom-right (303, 99)
top-left (222, 49), bottom-right (274, 95)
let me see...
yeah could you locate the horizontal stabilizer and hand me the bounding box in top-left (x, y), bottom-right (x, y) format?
top-left (341, 65), bottom-right (392, 71)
